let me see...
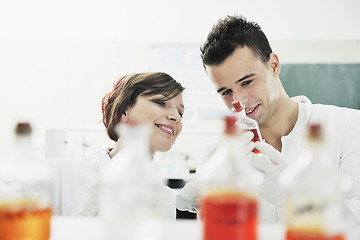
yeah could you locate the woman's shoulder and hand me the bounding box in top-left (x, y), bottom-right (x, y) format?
top-left (47, 149), bottom-right (110, 173)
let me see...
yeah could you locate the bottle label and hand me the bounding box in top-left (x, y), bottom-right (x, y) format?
top-left (286, 196), bottom-right (344, 235)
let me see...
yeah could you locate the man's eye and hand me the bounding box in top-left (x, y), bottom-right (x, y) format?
top-left (222, 89), bottom-right (232, 96)
top-left (241, 80), bottom-right (253, 86)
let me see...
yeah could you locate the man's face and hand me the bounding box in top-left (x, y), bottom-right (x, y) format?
top-left (205, 46), bottom-right (281, 127)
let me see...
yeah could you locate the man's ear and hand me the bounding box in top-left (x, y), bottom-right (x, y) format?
top-left (269, 53), bottom-right (281, 76)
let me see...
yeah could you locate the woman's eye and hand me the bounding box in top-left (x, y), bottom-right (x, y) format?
top-left (153, 100), bottom-right (166, 107)
top-left (178, 111), bottom-right (183, 118)
top-left (241, 80), bottom-right (253, 86)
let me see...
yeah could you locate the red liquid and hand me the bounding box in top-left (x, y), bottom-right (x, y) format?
top-left (202, 193), bottom-right (258, 240)
top-left (250, 128), bottom-right (262, 154)
top-left (0, 206), bottom-right (51, 240)
top-left (286, 230), bottom-right (345, 240)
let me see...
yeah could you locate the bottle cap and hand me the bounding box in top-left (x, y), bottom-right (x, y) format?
top-left (15, 122), bottom-right (32, 135)
top-left (308, 123), bottom-right (323, 141)
top-left (231, 100), bottom-right (243, 112)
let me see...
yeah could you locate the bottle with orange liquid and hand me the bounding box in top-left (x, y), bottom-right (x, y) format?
top-left (200, 116), bottom-right (262, 240)
top-left (283, 123), bottom-right (347, 240)
top-left (0, 122), bottom-right (52, 240)
top-left (232, 100), bottom-right (262, 154)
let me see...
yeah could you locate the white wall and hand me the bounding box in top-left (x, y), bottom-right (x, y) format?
top-left (1, 0), bottom-right (360, 41)
top-left (1, 0), bottom-right (360, 161)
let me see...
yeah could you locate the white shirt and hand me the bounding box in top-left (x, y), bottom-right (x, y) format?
top-left (47, 149), bottom-right (177, 219)
top-left (176, 96), bottom-right (360, 223)
top-left (47, 149), bottom-right (111, 215)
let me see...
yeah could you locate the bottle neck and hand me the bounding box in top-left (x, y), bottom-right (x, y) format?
top-left (13, 134), bottom-right (34, 162)
top-left (121, 136), bottom-right (151, 157)
top-left (115, 123), bottom-right (152, 161)
top-left (235, 108), bottom-right (246, 118)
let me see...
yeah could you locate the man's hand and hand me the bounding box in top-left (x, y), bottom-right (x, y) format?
top-left (251, 141), bottom-right (288, 206)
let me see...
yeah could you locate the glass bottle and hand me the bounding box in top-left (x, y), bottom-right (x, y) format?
top-left (0, 122), bottom-right (52, 240)
top-left (200, 116), bottom-right (262, 240)
top-left (232, 100), bottom-right (262, 154)
top-left (283, 123), bottom-right (346, 240)
top-left (100, 123), bottom-right (168, 240)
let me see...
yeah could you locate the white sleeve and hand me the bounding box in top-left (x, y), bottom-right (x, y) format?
top-left (46, 159), bottom-right (63, 215)
top-left (339, 141), bottom-right (360, 224)
top-left (196, 140), bottom-right (219, 173)
top-left (336, 110), bottom-right (360, 224)
top-left (176, 177), bottom-right (202, 213)
top-left (73, 178), bottom-right (101, 216)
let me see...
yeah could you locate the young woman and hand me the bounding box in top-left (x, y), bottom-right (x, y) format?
top-left (48, 72), bottom-right (185, 217)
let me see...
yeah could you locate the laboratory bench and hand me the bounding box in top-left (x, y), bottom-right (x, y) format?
top-left (50, 216), bottom-right (286, 240)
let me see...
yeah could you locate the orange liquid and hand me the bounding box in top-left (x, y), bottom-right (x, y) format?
top-left (0, 207), bottom-right (52, 240)
top-left (286, 230), bottom-right (345, 240)
top-left (202, 193), bottom-right (258, 240)
top-left (250, 128), bottom-right (262, 154)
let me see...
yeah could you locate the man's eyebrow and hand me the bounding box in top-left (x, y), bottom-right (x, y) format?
top-left (217, 87), bottom-right (226, 93)
top-left (236, 73), bottom-right (256, 84)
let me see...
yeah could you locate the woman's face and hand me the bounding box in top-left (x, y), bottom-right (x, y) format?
top-left (125, 93), bottom-right (184, 154)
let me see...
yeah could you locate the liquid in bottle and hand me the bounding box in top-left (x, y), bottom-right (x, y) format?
top-left (201, 116), bottom-right (259, 240)
top-left (232, 100), bottom-right (262, 154)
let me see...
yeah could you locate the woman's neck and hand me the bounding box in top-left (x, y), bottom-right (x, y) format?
top-left (108, 143), bottom-right (155, 159)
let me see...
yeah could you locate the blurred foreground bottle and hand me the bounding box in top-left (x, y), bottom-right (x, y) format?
top-left (100, 123), bottom-right (168, 240)
top-left (232, 100), bottom-right (263, 154)
top-left (200, 116), bottom-right (262, 240)
top-left (0, 122), bottom-right (52, 240)
top-left (283, 123), bottom-right (347, 240)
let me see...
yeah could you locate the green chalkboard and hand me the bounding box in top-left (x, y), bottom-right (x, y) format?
top-left (280, 64), bottom-right (360, 110)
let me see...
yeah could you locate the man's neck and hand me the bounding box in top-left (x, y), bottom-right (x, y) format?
top-left (259, 97), bottom-right (299, 152)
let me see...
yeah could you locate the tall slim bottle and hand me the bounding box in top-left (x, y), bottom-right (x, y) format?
top-left (100, 123), bottom-right (168, 240)
top-left (283, 123), bottom-right (346, 240)
top-left (0, 122), bottom-right (52, 240)
top-left (232, 100), bottom-right (262, 154)
top-left (200, 116), bottom-right (261, 240)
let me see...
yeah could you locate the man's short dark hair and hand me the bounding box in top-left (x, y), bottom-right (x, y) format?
top-left (200, 15), bottom-right (272, 66)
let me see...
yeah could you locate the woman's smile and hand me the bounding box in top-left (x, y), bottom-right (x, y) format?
top-left (155, 124), bottom-right (175, 136)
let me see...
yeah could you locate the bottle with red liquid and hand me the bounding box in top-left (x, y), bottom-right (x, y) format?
top-left (283, 123), bottom-right (347, 240)
top-left (232, 100), bottom-right (262, 154)
top-left (200, 116), bottom-right (262, 240)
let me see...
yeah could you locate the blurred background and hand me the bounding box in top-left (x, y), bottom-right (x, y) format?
top-left (1, 0), bottom-right (359, 175)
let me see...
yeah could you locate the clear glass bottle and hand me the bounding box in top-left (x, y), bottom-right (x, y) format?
top-left (283, 123), bottom-right (346, 240)
top-left (232, 100), bottom-right (262, 154)
top-left (0, 122), bottom-right (52, 240)
top-left (200, 116), bottom-right (262, 240)
top-left (100, 123), bottom-right (168, 240)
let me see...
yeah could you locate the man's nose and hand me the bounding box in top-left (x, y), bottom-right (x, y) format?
top-left (233, 90), bottom-right (248, 105)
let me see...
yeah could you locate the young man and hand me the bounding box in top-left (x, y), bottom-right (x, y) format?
top-left (176, 15), bottom-right (360, 223)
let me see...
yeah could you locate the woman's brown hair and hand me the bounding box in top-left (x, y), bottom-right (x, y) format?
top-left (101, 72), bottom-right (185, 141)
